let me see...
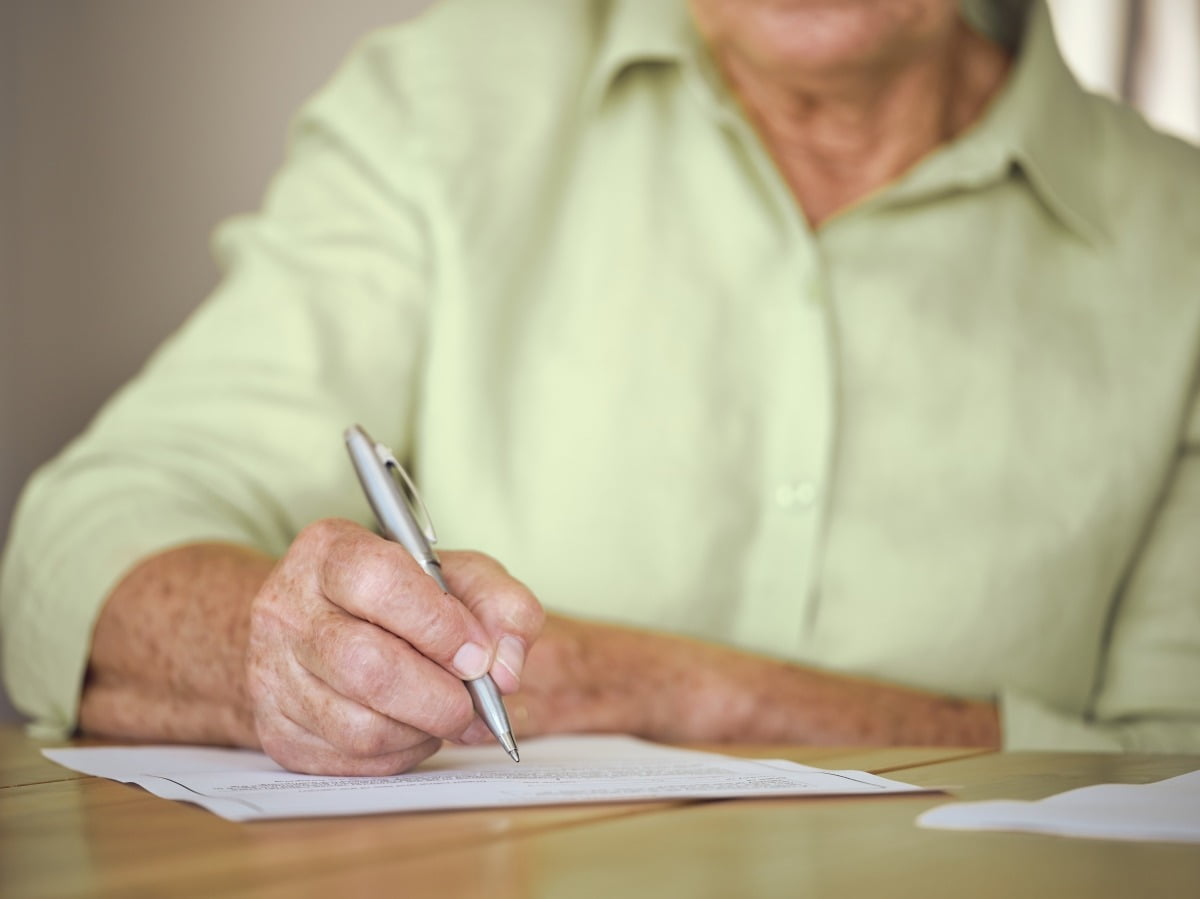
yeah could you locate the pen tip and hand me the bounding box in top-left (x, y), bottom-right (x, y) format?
top-left (498, 731), bottom-right (519, 762)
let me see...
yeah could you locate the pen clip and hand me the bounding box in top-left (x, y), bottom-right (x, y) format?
top-left (372, 442), bottom-right (438, 547)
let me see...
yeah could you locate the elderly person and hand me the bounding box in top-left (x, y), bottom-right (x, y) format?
top-left (3, 0), bottom-right (1199, 775)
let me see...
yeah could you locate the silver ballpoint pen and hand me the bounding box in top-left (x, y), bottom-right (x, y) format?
top-left (344, 424), bottom-right (519, 762)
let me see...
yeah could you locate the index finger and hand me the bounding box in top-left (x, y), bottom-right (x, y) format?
top-left (316, 521), bottom-right (497, 681)
top-left (441, 550), bottom-right (545, 693)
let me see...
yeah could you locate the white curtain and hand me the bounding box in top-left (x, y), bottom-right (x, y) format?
top-left (1047, 0), bottom-right (1200, 144)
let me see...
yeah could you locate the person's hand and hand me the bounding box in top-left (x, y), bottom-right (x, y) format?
top-left (509, 615), bottom-right (759, 743)
top-left (244, 518), bottom-right (543, 774)
top-left (508, 614), bottom-right (1001, 748)
top-left (506, 614), bottom-right (676, 740)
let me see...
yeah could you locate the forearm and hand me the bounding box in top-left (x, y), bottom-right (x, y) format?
top-left (680, 642), bottom-right (1002, 746)
top-left (518, 614), bottom-right (1001, 747)
top-left (79, 543), bottom-right (273, 747)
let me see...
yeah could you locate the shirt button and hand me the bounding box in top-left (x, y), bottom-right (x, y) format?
top-left (775, 481), bottom-right (817, 509)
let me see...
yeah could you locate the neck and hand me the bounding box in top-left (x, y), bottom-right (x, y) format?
top-left (717, 21), bottom-right (1010, 228)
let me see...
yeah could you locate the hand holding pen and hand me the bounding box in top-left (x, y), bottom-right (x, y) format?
top-left (344, 424), bottom-right (522, 761)
top-left (239, 431), bottom-right (541, 776)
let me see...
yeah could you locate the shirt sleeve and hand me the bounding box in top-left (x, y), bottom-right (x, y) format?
top-left (1001, 389), bottom-right (1200, 752)
top-left (0, 34), bottom-right (435, 737)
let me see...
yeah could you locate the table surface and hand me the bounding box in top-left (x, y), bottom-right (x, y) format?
top-left (2, 727), bottom-right (1197, 898)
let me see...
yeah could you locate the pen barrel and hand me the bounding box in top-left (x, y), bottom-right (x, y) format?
top-left (344, 425), bottom-right (439, 567)
top-left (345, 424), bottom-right (517, 760)
top-left (423, 560), bottom-right (451, 593)
top-left (466, 673), bottom-right (515, 742)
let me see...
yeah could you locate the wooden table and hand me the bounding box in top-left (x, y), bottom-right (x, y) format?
top-left (1, 727), bottom-right (1196, 898)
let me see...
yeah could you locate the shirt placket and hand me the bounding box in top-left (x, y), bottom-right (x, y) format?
top-left (697, 88), bottom-right (838, 657)
top-left (743, 243), bottom-right (837, 656)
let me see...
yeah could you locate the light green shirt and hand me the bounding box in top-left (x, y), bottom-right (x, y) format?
top-left (4, 0), bottom-right (1199, 749)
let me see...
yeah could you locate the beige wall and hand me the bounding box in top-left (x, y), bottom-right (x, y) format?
top-left (1, 0), bottom-right (431, 721)
top-left (2, 6), bottom-right (18, 558)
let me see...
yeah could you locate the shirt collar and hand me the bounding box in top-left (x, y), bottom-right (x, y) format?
top-left (585, 1), bottom-right (1109, 244)
top-left (582, 0), bottom-right (690, 111)
top-left (1000, 2), bottom-right (1109, 243)
top-left (906, 0), bottom-right (1109, 243)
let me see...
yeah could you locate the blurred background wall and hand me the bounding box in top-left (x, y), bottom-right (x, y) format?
top-left (0, 0), bottom-right (434, 723)
top-left (1, 0), bottom-right (1197, 724)
top-left (1052, 0), bottom-right (1199, 143)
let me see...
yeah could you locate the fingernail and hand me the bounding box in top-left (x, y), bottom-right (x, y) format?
top-left (496, 635), bottom-right (526, 685)
top-left (453, 642), bottom-right (491, 679)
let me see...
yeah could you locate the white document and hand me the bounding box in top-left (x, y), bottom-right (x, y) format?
top-left (44, 735), bottom-right (927, 822)
top-left (917, 769), bottom-right (1200, 843)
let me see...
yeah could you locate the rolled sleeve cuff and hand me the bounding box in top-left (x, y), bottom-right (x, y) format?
top-left (3, 499), bottom-right (256, 739)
